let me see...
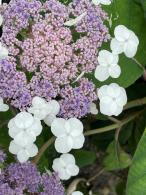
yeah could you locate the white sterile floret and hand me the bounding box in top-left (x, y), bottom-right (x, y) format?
top-left (9, 141), bottom-right (38, 163)
top-left (0, 15), bottom-right (3, 26)
top-left (92, 0), bottom-right (112, 5)
top-left (8, 112), bottom-right (42, 147)
top-left (98, 83), bottom-right (127, 116)
top-left (51, 118), bottom-right (85, 153)
top-left (0, 42), bottom-right (9, 60)
top-left (90, 103), bottom-right (98, 115)
top-left (72, 191), bottom-right (84, 195)
top-left (110, 25), bottom-right (139, 58)
top-left (52, 153), bottom-right (79, 180)
top-left (64, 12), bottom-right (87, 26)
top-left (0, 97), bottom-right (9, 112)
top-left (44, 100), bottom-right (60, 126)
top-left (28, 96), bottom-right (51, 120)
top-left (95, 50), bottom-right (121, 81)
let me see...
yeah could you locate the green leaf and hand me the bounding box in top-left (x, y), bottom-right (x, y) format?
top-left (92, 0), bottom-right (146, 88)
top-left (126, 127), bottom-right (146, 195)
top-left (103, 141), bottom-right (132, 171)
top-left (73, 150), bottom-right (96, 168)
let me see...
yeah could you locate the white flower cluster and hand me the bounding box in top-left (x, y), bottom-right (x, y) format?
top-left (111, 25), bottom-right (139, 58)
top-left (52, 153), bottom-right (79, 180)
top-left (94, 25), bottom-right (139, 116)
top-left (51, 118), bottom-right (85, 153)
top-left (0, 97), bottom-right (9, 112)
top-left (95, 50), bottom-right (121, 81)
top-left (28, 96), bottom-right (60, 126)
top-left (98, 83), bottom-right (127, 116)
top-left (8, 112), bottom-right (42, 163)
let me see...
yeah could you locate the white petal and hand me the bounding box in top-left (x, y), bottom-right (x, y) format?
top-left (94, 66), bottom-right (109, 81)
top-left (58, 169), bottom-right (71, 180)
top-left (8, 119), bottom-right (22, 138)
top-left (9, 141), bottom-right (22, 154)
top-left (52, 158), bottom-right (63, 172)
top-left (66, 164), bottom-right (79, 176)
top-left (26, 144), bottom-right (38, 157)
top-left (55, 136), bottom-right (73, 153)
top-left (129, 31), bottom-right (139, 45)
top-left (72, 134), bottom-right (85, 149)
top-left (100, 0), bottom-right (111, 5)
top-left (72, 191), bottom-right (84, 195)
top-left (100, 96), bottom-right (112, 104)
top-left (116, 88), bottom-right (127, 106)
top-left (113, 105), bottom-right (123, 116)
top-left (108, 65), bottom-right (121, 78)
top-left (32, 96), bottom-right (46, 108)
top-left (110, 38), bottom-right (124, 54)
top-left (0, 15), bottom-right (3, 26)
top-left (92, 0), bottom-right (100, 5)
top-left (98, 85), bottom-right (108, 99)
top-left (66, 118), bottom-right (83, 137)
top-left (26, 118), bottom-right (42, 136)
top-left (17, 149), bottom-right (29, 163)
top-left (14, 131), bottom-right (36, 147)
top-left (0, 44), bottom-right (9, 60)
top-left (100, 102), bottom-right (112, 116)
top-left (109, 101), bottom-right (118, 115)
top-left (98, 50), bottom-right (113, 66)
top-left (107, 83), bottom-right (121, 98)
top-left (0, 103), bottom-right (9, 112)
top-left (124, 41), bottom-right (138, 58)
top-left (114, 25), bottom-right (130, 42)
top-left (44, 114), bottom-right (56, 127)
top-left (14, 112), bottom-right (34, 129)
top-left (60, 153), bottom-right (75, 165)
top-left (51, 118), bottom-right (66, 137)
top-left (47, 100), bottom-right (60, 115)
top-left (90, 103), bottom-right (98, 115)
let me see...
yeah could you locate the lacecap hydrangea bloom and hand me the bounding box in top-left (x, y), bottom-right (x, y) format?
top-left (0, 0), bottom-right (109, 118)
top-left (0, 160), bottom-right (65, 195)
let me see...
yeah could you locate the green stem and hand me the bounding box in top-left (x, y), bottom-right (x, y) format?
top-left (132, 57), bottom-right (145, 71)
top-left (84, 111), bottom-right (142, 136)
top-left (32, 136), bottom-right (55, 164)
top-left (124, 97), bottom-right (146, 110)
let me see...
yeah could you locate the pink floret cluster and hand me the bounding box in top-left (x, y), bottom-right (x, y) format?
top-left (0, 0), bottom-right (109, 118)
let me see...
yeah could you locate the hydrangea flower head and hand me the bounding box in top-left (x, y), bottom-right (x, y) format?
top-left (0, 0), bottom-right (109, 118)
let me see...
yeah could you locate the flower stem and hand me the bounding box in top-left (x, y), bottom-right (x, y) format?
top-left (84, 110), bottom-right (142, 136)
top-left (32, 136), bottom-right (55, 164)
top-left (124, 97), bottom-right (146, 110)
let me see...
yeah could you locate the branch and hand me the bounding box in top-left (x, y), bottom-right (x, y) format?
top-left (124, 97), bottom-right (146, 110)
top-left (84, 111), bottom-right (142, 136)
top-left (32, 136), bottom-right (55, 164)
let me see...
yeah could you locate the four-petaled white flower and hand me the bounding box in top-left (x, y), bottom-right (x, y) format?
top-left (0, 42), bottom-right (9, 60)
top-left (98, 83), bottom-right (127, 116)
top-left (44, 100), bottom-right (60, 126)
top-left (92, 0), bottom-right (112, 5)
top-left (9, 141), bottom-right (38, 163)
top-left (90, 103), bottom-right (98, 115)
top-left (52, 153), bottom-right (79, 180)
top-left (110, 25), bottom-right (139, 58)
top-left (51, 118), bottom-right (85, 153)
top-left (95, 50), bottom-right (121, 81)
top-left (0, 97), bottom-right (9, 112)
top-left (72, 192), bottom-right (84, 195)
top-left (64, 12), bottom-right (87, 26)
top-left (8, 112), bottom-right (42, 162)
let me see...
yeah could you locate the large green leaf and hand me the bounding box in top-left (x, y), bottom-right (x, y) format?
top-left (92, 0), bottom-right (146, 88)
top-left (103, 141), bottom-right (132, 171)
top-left (126, 128), bottom-right (146, 195)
